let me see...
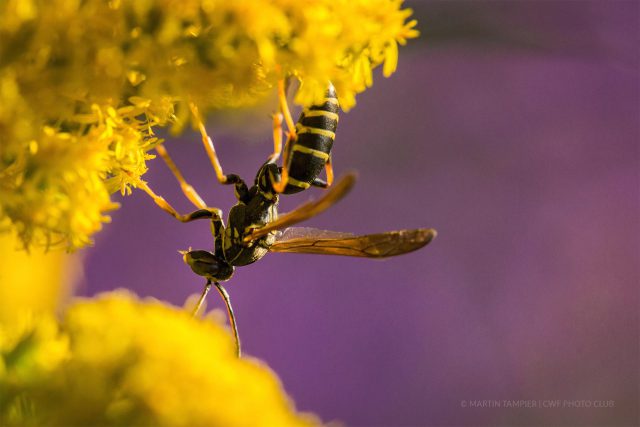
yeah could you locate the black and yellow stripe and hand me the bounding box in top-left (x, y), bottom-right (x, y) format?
top-left (283, 84), bottom-right (339, 194)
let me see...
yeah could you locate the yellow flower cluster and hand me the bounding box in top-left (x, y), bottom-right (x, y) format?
top-left (1, 291), bottom-right (321, 426)
top-left (0, 231), bottom-right (78, 324)
top-left (0, 0), bottom-right (417, 250)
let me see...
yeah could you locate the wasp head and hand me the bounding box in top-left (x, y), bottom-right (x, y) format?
top-left (179, 249), bottom-right (234, 282)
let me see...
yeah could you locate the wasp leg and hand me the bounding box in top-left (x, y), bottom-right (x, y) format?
top-left (213, 281), bottom-right (241, 357)
top-left (278, 78), bottom-right (297, 139)
top-left (325, 155), bottom-right (334, 187)
top-left (189, 102), bottom-right (229, 184)
top-left (155, 144), bottom-right (207, 209)
top-left (189, 102), bottom-right (250, 201)
top-left (310, 157), bottom-right (334, 189)
top-left (267, 112), bottom-right (284, 164)
top-left (191, 280), bottom-right (212, 317)
top-left (270, 132), bottom-right (293, 193)
top-left (212, 217), bottom-right (225, 257)
top-left (270, 78), bottom-right (299, 194)
top-left (137, 181), bottom-right (222, 223)
top-left (191, 280), bottom-right (240, 357)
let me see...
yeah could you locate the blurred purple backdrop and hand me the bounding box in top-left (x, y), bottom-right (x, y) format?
top-left (82, 2), bottom-right (638, 425)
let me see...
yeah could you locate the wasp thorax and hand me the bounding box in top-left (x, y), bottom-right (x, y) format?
top-left (180, 250), bottom-right (235, 282)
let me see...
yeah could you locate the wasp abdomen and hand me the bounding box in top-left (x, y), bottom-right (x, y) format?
top-left (283, 84), bottom-right (339, 194)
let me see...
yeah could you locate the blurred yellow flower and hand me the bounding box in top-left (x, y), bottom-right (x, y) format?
top-left (0, 231), bottom-right (76, 423)
top-left (0, 0), bottom-right (418, 250)
top-left (1, 291), bottom-right (321, 426)
top-left (0, 212), bottom-right (321, 426)
top-left (0, 231), bottom-right (79, 324)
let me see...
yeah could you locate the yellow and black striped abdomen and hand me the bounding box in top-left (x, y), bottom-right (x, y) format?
top-left (283, 84), bottom-right (339, 194)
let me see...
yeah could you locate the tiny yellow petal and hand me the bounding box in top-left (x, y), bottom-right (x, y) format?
top-left (383, 42), bottom-right (399, 77)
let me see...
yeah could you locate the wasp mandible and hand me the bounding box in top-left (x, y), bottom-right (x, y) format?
top-left (137, 80), bottom-right (436, 357)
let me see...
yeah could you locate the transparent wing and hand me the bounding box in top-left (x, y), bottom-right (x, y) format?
top-left (245, 173), bottom-right (356, 242)
top-left (269, 227), bottom-right (437, 258)
top-left (276, 227), bottom-right (356, 241)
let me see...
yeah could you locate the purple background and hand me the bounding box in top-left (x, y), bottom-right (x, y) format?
top-left (82, 2), bottom-right (639, 426)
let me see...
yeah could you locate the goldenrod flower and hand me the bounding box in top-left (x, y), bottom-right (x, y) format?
top-left (0, 0), bottom-right (418, 250)
top-left (0, 231), bottom-right (76, 422)
top-left (1, 291), bottom-right (321, 426)
top-left (0, 228), bottom-right (321, 425)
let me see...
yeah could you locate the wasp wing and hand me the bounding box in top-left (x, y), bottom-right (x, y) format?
top-left (275, 227), bottom-right (356, 240)
top-left (245, 173), bottom-right (356, 242)
top-left (269, 227), bottom-right (437, 258)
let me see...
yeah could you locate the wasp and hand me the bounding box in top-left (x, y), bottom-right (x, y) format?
top-left (137, 80), bottom-right (436, 357)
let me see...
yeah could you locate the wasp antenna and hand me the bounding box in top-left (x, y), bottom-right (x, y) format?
top-left (191, 280), bottom-right (212, 317)
top-left (213, 281), bottom-right (241, 358)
